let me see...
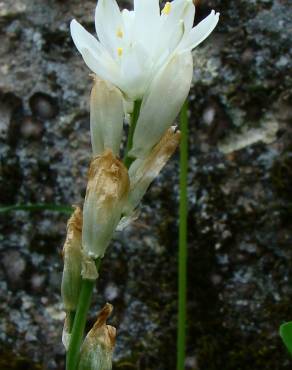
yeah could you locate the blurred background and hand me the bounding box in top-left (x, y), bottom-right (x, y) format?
top-left (0, 0), bottom-right (291, 369)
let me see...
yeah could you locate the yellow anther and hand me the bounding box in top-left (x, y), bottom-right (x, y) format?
top-left (162, 2), bottom-right (171, 15)
top-left (116, 28), bottom-right (123, 38)
top-left (117, 47), bottom-right (123, 56)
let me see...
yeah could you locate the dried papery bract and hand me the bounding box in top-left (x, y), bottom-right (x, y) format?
top-left (81, 252), bottom-right (99, 281)
top-left (78, 303), bottom-right (116, 370)
top-left (62, 314), bottom-right (71, 351)
top-left (125, 126), bottom-right (181, 214)
top-left (82, 150), bottom-right (130, 259)
top-left (61, 206), bottom-right (83, 311)
top-left (90, 76), bottom-right (124, 156)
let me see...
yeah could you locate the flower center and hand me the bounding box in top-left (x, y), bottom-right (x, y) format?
top-left (117, 47), bottom-right (123, 57)
top-left (162, 2), bottom-right (171, 15)
top-left (116, 28), bottom-right (123, 38)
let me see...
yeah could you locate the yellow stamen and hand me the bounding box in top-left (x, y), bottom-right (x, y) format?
top-left (116, 28), bottom-right (123, 38)
top-left (117, 47), bottom-right (123, 57)
top-left (162, 2), bottom-right (171, 15)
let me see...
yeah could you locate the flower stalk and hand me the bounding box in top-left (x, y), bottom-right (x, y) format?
top-left (177, 100), bottom-right (189, 370)
top-left (66, 259), bottom-right (102, 370)
top-left (64, 104), bottom-right (139, 370)
top-left (123, 100), bottom-right (142, 168)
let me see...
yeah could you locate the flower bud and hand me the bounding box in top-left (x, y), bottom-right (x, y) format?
top-left (124, 126), bottom-right (180, 215)
top-left (78, 303), bottom-right (116, 370)
top-left (82, 150), bottom-right (130, 259)
top-left (130, 52), bottom-right (193, 159)
top-left (61, 206), bottom-right (83, 311)
top-left (90, 75), bottom-right (124, 156)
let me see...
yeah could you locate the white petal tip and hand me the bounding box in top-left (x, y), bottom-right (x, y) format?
top-left (70, 19), bottom-right (79, 32)
top-left (211, 10), bottom-right (220, 19)
top-left (70, 19), bottom-right (82, 41)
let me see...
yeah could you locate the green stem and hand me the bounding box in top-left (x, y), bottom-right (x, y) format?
top-left (177, 100), bottom-right (188, 370)
top-left (68, 311), bottom-right (76, 333)
top-left (66, 259), bottom-right (101, 370)
top-left (123, 100), bottom-right (142, 168)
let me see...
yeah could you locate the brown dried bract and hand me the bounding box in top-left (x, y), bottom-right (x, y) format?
top-left (147, 126), bottom-right (181, 168)
top-left (67, 205), bottom-right (83, 233)
top-left (94, 303), bottom-right (113, 328)
top-left (131, 126), bottom-right (181, 188)
top-left (87, 303), bottom-right (116, 349)
top-left (86, 149), bottom-right (129, 210)
top-left (62, 205), bottom-right (82, 258)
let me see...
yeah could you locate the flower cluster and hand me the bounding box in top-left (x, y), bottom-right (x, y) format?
top-left (71, 0), bottom-right (219, 100)
top-left (62, 0), bottom-right (219, 368)
top-left (71, 0), bottom-right (219, 159)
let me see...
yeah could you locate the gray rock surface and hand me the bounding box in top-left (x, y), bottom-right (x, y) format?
top-left (0, 0), bottom-right (291, 369)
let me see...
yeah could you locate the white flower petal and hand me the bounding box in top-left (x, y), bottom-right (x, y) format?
top-left (182, 0), bottom-right (195, 32)
top-left (150, 21), bottom-right (185, 78)
top-left (134, 0), bottom-right (160, 25)
top-left (95, 0), bottom-right (123, 55)
top-left (153, 0), bottom-right (193, 59)
top-left (70, 19), bottom-right (102, 55)
top-left (180, 10), bottom-right (220, 51)
top-left (130, 51), bottom-right (193, 159)
top-left (134, 0), bottom-right (160, 13)
top-left (133, 0), bottom-right (160, 50)
top-left (161, 0), bottom-right (188, 24)
top-left (122, 9), bottom-right (135, 44)
top-left (81, 47), bottom-right (120, 87)
top-left (119, 42), bottom-right (153, 99)
top-left (70, 19), bottom-right (121, 83)
top-left (90, 77), bottom-right (124, 156)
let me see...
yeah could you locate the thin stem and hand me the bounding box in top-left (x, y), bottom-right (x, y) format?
top-left (177, 100), bottom-right (189, 370)
top-left (68, 311), bottom-right (76, 333)
top-left (123, 100), bottom-right (142, 168)
top-left (66, 259), bottom-right (101, 370)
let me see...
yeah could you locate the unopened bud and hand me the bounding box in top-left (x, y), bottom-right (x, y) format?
top-left (130, 52), bottom-right (192, 159)
top-left (61, 206), bottom-right (83, 311)
top-left (82, 150), bottom-right (130, 259)
top-left (125, 127), bottom-right (180, 214)
top-left (90, 76), bottom-right (124, 156)
top-left (78, 303), bottom-right (116, 370)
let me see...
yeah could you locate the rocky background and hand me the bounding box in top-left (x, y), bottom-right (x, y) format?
top-left (0, 0), bottom-right (291, 369)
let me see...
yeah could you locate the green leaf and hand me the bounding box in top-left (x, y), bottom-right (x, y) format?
top-left (0, 203), bottom-right (73, 215)
top-left (280, 321), bottom-right (292, 355)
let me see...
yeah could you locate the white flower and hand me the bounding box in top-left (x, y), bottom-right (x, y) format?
top-left (70, 0), bottom-right (219, 100)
